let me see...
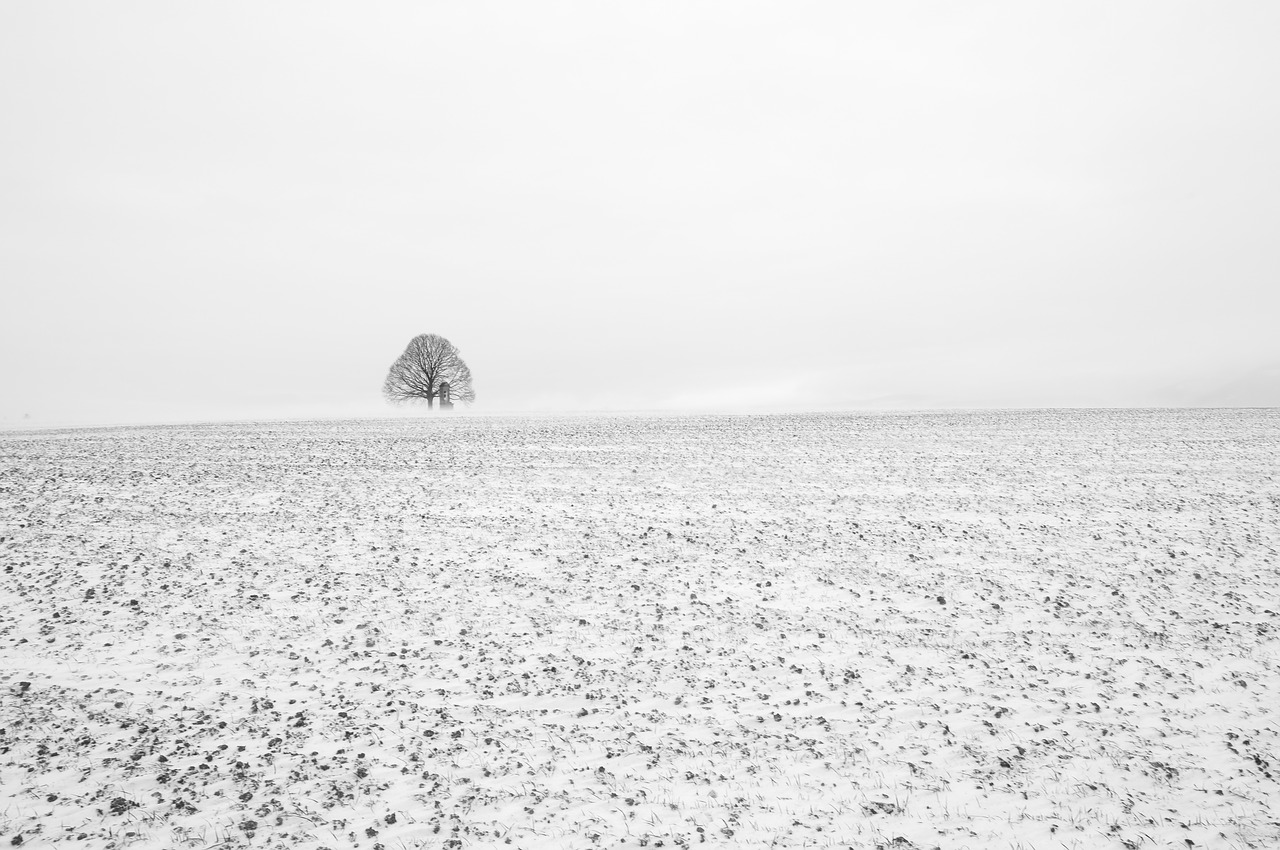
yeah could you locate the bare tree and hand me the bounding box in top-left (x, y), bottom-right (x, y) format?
top-left (383, 333), bottom-right (476, 409)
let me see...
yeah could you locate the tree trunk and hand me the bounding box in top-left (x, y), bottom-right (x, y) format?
top-left (427, 396), bottom-right (434, 409)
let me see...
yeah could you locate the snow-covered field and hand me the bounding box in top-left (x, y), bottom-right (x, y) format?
top-left (2, 410), bottom-right (1278, 850)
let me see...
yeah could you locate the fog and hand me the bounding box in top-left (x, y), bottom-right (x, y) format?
top-left (3, 2), bottom-right (1277, 425)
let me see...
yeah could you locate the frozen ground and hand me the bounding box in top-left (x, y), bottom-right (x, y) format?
top-left (1, 410), bottom-right (1278, 850)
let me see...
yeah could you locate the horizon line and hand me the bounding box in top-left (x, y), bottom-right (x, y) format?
top-left (3, 404), bottom-right (1276, 435)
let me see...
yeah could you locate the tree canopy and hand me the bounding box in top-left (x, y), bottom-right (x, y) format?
top-left (383, 333), bottom-right (476, 409)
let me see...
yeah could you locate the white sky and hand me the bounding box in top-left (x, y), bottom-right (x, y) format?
top-left (2, 2), bottom-right (1278, 425)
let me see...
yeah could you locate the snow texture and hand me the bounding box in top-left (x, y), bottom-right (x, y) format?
top-left (2, 410), bottom-right (1278, 849)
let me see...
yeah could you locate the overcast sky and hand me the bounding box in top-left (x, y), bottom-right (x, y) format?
top-left (2, 2), bottom-right (1278, 425)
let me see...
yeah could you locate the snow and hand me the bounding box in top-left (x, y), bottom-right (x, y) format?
top-left (2, 410), bottom-right (1278, 849)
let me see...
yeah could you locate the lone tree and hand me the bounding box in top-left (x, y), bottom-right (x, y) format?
top-left (383, 333), bottom-right (476, 409)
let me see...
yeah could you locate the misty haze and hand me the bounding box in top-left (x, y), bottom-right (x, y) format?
top-left (2, 3), bottom-right (1279, 849)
